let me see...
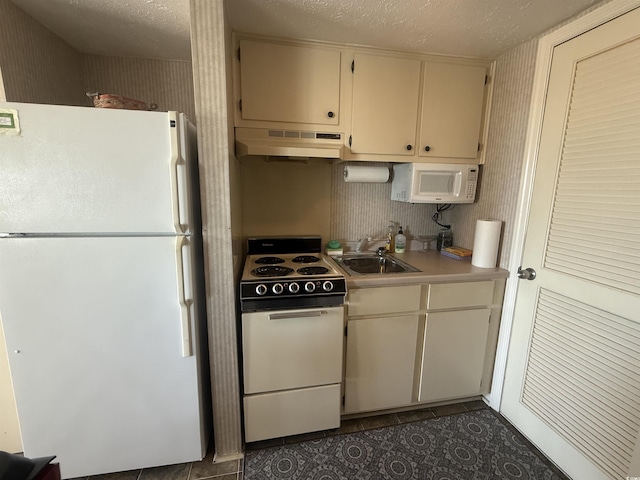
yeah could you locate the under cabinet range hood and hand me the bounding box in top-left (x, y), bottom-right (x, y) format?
top-left (235, 127), bottom-right (344, 159)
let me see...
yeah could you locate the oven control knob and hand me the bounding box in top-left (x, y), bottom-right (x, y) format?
top-left (304, 281), bottom-right (316, 293)
top-left (289, 282), bottom-right (300, 293)
top-left (272, 283), bottom-right (284, 295)
top-left (256, 284), bottom-right (267, 296)
top-left (322, 281), bottom-right (334, 292)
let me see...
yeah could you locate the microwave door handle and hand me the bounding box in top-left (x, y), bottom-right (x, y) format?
top-left (452, 172), bottom-right (462, 198)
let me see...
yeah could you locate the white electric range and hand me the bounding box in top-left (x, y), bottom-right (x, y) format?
top-left (239, 236), bottom-right (346, 443)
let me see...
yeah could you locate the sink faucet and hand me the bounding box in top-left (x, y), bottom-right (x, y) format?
top-left (376, 246), bottom-right (386, 256)
top-left (355, 235), bottom-right (371, 253)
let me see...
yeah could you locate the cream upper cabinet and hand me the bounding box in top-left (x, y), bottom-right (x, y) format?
top-left (238, 40), bottom-right (341, 126)
top-left (419, 62), bottom-right (488, 159)
top-left (349, 53), bottom-right (421, 155)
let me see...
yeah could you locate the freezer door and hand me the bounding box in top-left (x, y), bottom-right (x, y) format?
top-left (0, 236), bottom-right (208, 478)
top-left (0, 102), bottom-right (194, 234)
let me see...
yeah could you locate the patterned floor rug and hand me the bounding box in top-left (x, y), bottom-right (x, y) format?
top-left (245, 409), bottom-right (566, 479)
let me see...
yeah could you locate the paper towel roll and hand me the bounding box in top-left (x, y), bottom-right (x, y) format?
top-left (471, 219), bottom-right (502, 268)
top-left (343, 165), bottom-right (390, 183)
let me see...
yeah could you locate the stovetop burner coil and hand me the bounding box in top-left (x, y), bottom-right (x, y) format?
top-left (251, 266), bottom-right (294, 277)
top-left (255, 256), bottom-right (285, 264)
top-left (297, 266), bottom-right (330, 275)
top-left (292, 255), bottom-right (321, 263)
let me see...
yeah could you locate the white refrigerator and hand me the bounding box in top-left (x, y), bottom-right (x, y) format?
top-left (0, 102), bottom-right (211, 478)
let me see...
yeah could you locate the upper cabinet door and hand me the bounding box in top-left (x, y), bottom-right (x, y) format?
top-left (239, 40), bottom-right (341, 126)
top-left (350, 53), bottom-right (421, 155)
top-left (419, 62), bottom-right (487, 159)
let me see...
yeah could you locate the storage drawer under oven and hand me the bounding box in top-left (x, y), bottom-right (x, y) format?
top-left (242, 306), bottom-right (344, 394)
top-left (244, 384), bottom-right (341, 442)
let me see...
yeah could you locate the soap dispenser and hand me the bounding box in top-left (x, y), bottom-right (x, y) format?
top-left (394, 226), bottom-right (406, 253)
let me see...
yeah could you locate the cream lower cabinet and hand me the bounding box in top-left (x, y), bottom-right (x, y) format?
top-left (343, 280), bottom-right (504, 415)
top-left (418, 309), bottom-right (491, 402)
top-left (418, 280), bottom-right (502, 403)
top-left (343, 285), bottom-right (421, 414)
top-left (344, 314), bottom-right (420, 414)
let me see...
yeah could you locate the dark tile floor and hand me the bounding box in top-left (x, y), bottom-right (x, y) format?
top-left (245, 399), bottom-right (484, 451)
top-left (69, 399), bottom-right (567, 480)
top-left (68, 450), bottom-right (243, 480)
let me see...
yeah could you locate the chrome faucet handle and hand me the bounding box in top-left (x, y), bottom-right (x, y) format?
top-left (376, 247), bottom-right (386, 256)
top-left (355, 235), bottom-right (371, 253)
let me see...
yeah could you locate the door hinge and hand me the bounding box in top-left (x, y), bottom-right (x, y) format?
top-left (344, 325), bottom-right (348, 336)
top-left (342, 395), bottom-right (345, 406)
top-left (351, 60), bottom-right (355, 73)
top-left (348, 135), bottom-right (352, 147)
top-left (239, 99), bottom-right (242, 112)
top-left (485, 74), bottom-right (489, 85)
top-left (237, 47), bottom-right (241, 61)
top-left (478, 142), bottom-right (481, 152)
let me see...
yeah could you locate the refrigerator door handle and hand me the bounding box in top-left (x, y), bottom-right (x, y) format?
top-left (175, 236), bottom-right (193, 357)
top-left (170, 114), bottom-right (191, 235)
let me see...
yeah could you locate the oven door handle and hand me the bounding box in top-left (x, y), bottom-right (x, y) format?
top-left (268, 310), bottom-right (327, 320)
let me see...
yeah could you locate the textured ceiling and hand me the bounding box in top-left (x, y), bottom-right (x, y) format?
top-left (11, 0), bottom-right (191, 61)
top-left (226, 0), bottom-right (602, 59)
top-left (11, 0), bottom-right (602, 61)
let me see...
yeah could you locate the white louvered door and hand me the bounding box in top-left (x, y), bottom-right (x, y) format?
top-left (501, 6), bottom-right (640, 480)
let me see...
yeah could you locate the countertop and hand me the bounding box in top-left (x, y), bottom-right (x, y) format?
top-left (327, 249), bottom-right (509, 288)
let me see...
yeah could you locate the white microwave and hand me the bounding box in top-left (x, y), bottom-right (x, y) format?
top-left (391, 163), bottom-right (479, 204)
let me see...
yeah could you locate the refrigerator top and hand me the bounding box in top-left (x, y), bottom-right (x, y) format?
top-left (0, 102), bottom-right (197, 235)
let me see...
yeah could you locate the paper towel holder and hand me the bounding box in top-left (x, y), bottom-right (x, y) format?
top-left (343, 164), bottom-right (390, 183)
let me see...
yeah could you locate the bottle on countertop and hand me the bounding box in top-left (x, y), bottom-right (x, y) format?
top-left (386, 221), bottom-right (394, 252)
top-left (394, 226), bottom-right (406, 253)
top-left (436, 228), bottom-right (453, 251)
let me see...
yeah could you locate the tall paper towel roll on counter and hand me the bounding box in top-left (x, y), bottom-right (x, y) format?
top-left (471, 219), bottom-right (502, 268)
top-left (343, 165), bottom-right (390, 183)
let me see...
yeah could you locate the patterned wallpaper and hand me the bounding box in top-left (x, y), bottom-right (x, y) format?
top-left (0, 1), bottom-right (196, 118)
top-left (0, 0), bottom-right (86, 106)
top-left (330, 162), bottom-right (452, 245)
top-left (189, 0), bottom-right (244, 458)
top-left (448, 42), bottom-right (538, 269)
top-left (83, 55), bottom-right (196, 120)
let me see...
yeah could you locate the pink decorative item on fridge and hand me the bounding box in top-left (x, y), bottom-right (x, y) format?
top-left (87, 92), bottom-right (150, 110)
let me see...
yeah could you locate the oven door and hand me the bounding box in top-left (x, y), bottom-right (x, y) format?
top-left (242, 306), bottom-right (344, 394)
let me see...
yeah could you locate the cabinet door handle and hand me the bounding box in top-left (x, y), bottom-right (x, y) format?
top-left (406, 144), bottom-right (413, 151)
top-left (424, 145), bottom-right (431, 152)
top-left (327, 111), bottom-right (335, 118)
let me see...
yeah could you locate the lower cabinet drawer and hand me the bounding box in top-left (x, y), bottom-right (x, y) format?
top-left (243, 384), bottom-right (341, 442)
top-left (426, 281), bottom-right (494, 310)
top-left (347, 285), bottom-right (421, 317)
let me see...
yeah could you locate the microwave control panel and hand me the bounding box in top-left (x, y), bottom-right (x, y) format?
top-left (466, 167), bottom-right (478, 200)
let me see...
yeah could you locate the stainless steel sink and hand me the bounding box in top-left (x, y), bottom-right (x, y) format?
top-left (333, 254), bottom-right (420, 275)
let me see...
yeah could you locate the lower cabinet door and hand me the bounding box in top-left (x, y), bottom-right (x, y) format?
top-left (344, 315), bottom-right (420, 414)
top-left (418, 309), bottom-right (491, 403)
top-left (244, 384), bottom-right (341, 442)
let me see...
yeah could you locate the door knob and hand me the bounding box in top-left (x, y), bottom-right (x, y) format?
top-left (517, 267), bottom-right (536, 280)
